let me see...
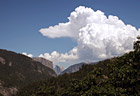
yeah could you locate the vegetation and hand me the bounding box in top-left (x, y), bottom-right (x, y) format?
top-left (0, 49), bottom-right (56, 89)
top-left (17, 36), bottom-right (140, 96)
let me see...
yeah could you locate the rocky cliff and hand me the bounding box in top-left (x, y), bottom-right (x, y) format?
top-left (33, 57), bottom-right (53, 69)
top-left (54, 65), bottom-right (64, 75)
top-left (0, 49), bottom-right (56, 96)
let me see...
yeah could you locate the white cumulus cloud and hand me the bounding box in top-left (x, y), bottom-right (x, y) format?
top-left (39, 48), bottom-right (78, 64)
top-left (22, 52), bottom-right (33, 58)
top-left (39, 6), bottom-right (140, 64)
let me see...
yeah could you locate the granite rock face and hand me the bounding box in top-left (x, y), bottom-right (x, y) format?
top-left (33, 57), bottom-right (53, 69)
top-left (54, 65), bottom-right (64, 75)
top-left (61, 62), bottom-right (96, 75)
top-left (60, 63), bottom-right (84, 75)
top-left (0, 85), bottom-right (17, 96)
top-left (0, 49), bottom-right (56, 96)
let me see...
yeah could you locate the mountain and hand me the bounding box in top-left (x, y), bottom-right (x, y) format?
top-left (0, 49), bottom-right (56, 96)
top-left (60, 62), bottom-right (96, 75)
top-left (54, 65), bottom-right (64, 75)
top-left (33, 57), bottom-right (53, 69)
top-left (17, 46), bottom-right (140, 96)
top-left (16, 36), bottom-right (140, 96)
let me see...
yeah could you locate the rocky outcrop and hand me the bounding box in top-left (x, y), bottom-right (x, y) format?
top-left (33, 57), bottom-right (53, 69)
top-left (0, 49), bottom-right (56, 96)
top-left (54, 65), bottom-right (64, 75)
top-left (0, 80), bottom-right (17, 96)
top-left (0, 57), bottom-right (5, 65)
top-left (0, 86), bottom-right (17, 96)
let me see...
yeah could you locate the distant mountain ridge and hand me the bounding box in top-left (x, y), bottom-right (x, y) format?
top-left (0, 49), bottom-right (56, 96)
top-left (15, 37), bottom-right (140, 96)
top-left (54, 65), bottom-right (64, 75)
top-left (61, 62), bottom-right (97, 75)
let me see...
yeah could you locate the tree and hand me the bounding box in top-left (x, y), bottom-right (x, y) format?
top-left (134, 36), bottom-right (140, 52)
top-left (134, 36), bottom-right (140, 62)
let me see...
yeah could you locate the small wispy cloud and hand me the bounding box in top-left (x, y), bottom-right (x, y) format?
top-left (22, 52), bottom-right (33, 58)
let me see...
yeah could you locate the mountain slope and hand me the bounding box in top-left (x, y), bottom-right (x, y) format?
top-left (54, 65), bottom-right (64, 75)
top-left (33, 57), bottom-right (53, 69)
top-left (17, 37), bottom-right (140, 96)
top-left (0, 49), bottom-right (56, 96)
top-left (60, 62), bottom-right (96, 75)
top-left (60, 63), bottom-right (86, 75)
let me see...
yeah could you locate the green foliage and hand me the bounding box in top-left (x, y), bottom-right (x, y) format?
top-left (134, 36), bottom-right (140, 52)
top-left (17, 37), bottom-right (140, 96)
top-left (0, 49), bottom-right (56, 91)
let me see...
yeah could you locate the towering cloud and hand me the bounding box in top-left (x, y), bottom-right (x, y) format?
top-left (39, 6), bottom-right (140, 64)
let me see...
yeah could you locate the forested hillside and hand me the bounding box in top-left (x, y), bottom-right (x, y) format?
top-left (16, 37), bottom-right (140, 96)
top-left (0, 49), bottom-right (56, 96)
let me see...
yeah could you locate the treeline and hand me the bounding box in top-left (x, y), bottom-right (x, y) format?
top-left (17, 37), bottom-right (140, 96)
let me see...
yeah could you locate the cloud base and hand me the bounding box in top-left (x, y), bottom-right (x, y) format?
top-left (39, 6), bottom-right (140, 64)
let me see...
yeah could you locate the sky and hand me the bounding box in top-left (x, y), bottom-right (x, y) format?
top-left (0, 0), bottom-right (140, 68)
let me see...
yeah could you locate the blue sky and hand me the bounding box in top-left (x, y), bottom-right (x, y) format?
top-left (0, 0), bottom-right (140, 68)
